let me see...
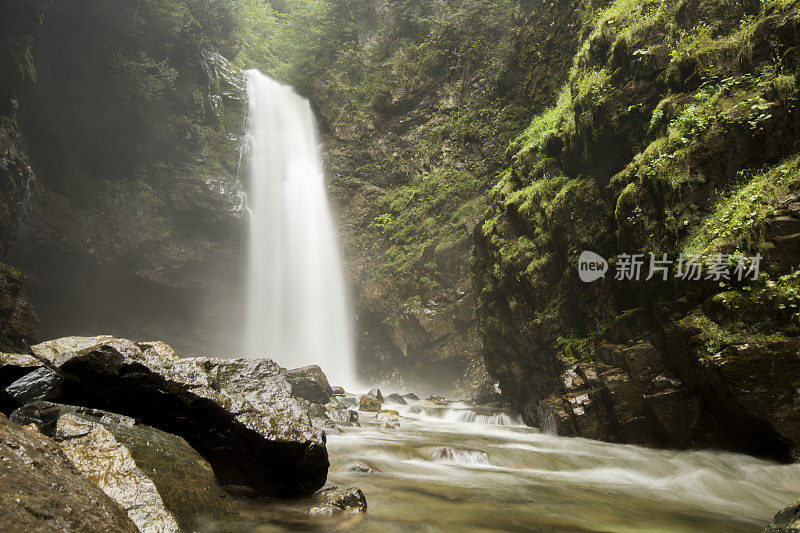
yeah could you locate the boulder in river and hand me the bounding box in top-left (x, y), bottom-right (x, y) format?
top-left (33, 336), bottom-right (328, 496)
top-left (12, 401), bottom-right (239, 532)
top-left (284, 365), bottom-right (334, 404)
top-left (359, 394), bottom-right (382, 412)
top-left (331, 386), bottom-right (345, 396)
top-left (0, 412), bottom-right (138, 532)
top-left (368, 388), bottom-right (384, 402)
top-left (325, 403), bottom-right (359, 426)
top-left (402, 392), bottom-right (419, 400)
top-left (346, 461), bottom-right (379, 474)
top-left (765, 498), bottom-right (800, 532)
top-left (432, 447), bottom-right (489, 464)
top-left (309, 486), bottom-right (367, 516)
top-left (376, 409), bottom-right (400, 422)
top-left (386, 393), bottom-right (407, 405)
top-left (428, 395), bottom-right (448, 405)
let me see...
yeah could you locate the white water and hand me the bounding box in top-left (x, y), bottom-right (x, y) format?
top-left (243, 70), bottom-right (355, 388)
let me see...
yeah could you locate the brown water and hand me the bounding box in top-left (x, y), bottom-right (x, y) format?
top-left (231, 398), bottom-right (800, 532)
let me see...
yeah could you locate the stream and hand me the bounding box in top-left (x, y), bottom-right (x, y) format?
top-left (233, 397), bottom-right (800, 532)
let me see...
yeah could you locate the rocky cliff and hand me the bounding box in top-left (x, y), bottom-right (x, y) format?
top-left (472, 0), bottom-right (800, 459)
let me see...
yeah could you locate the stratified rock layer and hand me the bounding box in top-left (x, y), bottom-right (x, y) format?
top-left (12, 401), bottom-right (240, 532)
top-left (0, 412), bottom-right (138, 533)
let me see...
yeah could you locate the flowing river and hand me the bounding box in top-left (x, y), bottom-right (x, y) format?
top-left (231, 397), bottom-right (800, 532)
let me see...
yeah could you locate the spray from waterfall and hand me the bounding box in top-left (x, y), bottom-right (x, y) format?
top-left (243, 69), bottom-right (356, 388)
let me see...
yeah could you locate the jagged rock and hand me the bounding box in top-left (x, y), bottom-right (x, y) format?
top-left (30, 335), bottom-right (115, 362)
top-left (337, 395), bottom-right (358, 408)
top-left (427, 395), bottom-right (448, 405)
top-left (376, 409), bottom-right (400, 422)
top-left (0, 351), bottom-right (42, 413)
top-left (12, 402), bottom-right (239, 532)
top-left (331, 386), bottom-right (346, 396)
top-left (368, 388), bottom-right (384, 402)
top-left (765, 498), bottom-right (800, 532)
top-left (359, 394), bottom-right (382, 412)
top-left (0, 412), bottom-right (138, 532)
top-left (309, 486), bottom-right (367, 516)
top-left (402, 392), bottom-right (419, 400)
top-left (284, 365), bottom-right (334, 404)
top-left (380, 422), bottom-right (396, 430)
top-left (347, 461), bottom-right (379, 474)
top-left (5, 367), bottom-right (62, 406)
top-left (0, 264), bottom-right (38, 353)
top-left (34, 337), bottom-right (328, 496)
top-left (386, 393), bottom-right (407, 405)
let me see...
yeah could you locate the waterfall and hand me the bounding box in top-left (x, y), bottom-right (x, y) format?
top-left (243, 70), bottom-right (355, 388)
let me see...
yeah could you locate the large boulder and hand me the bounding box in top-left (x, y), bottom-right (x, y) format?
top-left (12, 402), bottom-right (239, 532)
top-left (33, 336), bottom-right (329, 496)
top-left (284, 365), bottom-right (334, 404)
top-left (0, 412), bottom-right (138, 532)
top-left (359, 394), bottom-right (382, 412)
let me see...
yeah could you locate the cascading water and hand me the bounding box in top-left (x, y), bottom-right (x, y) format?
top-left (243, 70), bottom-right (355, 388)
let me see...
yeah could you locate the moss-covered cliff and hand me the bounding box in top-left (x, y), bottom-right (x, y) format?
top-left (473, 0), bottom-right (800, 459)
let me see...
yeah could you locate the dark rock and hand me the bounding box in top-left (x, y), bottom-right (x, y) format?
top-left (309, 486), bottom-right (367, 516)
top-left (284, 365), bottom-right (334, 404)
top-left (337, 395), bottom-right (358, 408)
top-left (5, 367), bottom-right (62, 406)
top-left (368, 388), bottom-right (384, 402)
top-left (764, 498), bottom-right (800, 532)
top-left (359, 394), bottom-right (382, 412)
top-left (386, 393), bottom-right (407, 405)
top-left (331, 386), bottom-right (346, 396)
top-left (0, 351), bottom-right (43, 413)
top-left (34, 336), bottom-right (328, 497)
top-left (402, 392), bottom-right (419, 400)
top-left (12, 402), bottom-right (239, 532)
top-left (0, 412), bottom-right (138, 532)
top-left (0, 264), bottom-right (38, 354)
top-left (325, 403), bottom-right (359, 426)
top-left (346, 461), bottom-right (379, 474)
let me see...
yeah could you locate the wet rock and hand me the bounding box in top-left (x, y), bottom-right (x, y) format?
top-left (427, 395), bottom-right (448, 405)
top-left (0, 412), bottom-right (138, 532)
top-left (30, 335), bottom-right (115, 362)
top-left (0, 351), bottom-right (42, 413)
top-left (376, 409), bottom-right (400, 422)
top-left (0, 264), bottom-right (39, 354)
top-left (386, 393), bottom-right (407, 405)
top-left (12, 402), bottom-right (239, 532)
top-left (380, 422), bottom-right (397, 430)
top-left (5, 367), bottom-right (62, 406)
top-left (347, 461), bottom-right (379, 474)
top-left (284, 365), bottom-right (334, 404)
top-left (36, 337), bottom-right (328, 496)
top-left (765, 498), bottom-right (800, 532)
top-left (432, 447), bottom-right (489, 464)
top-left (325, 403), bottom-right (359, 426)
top-left (338, 395), bottom-right (358, 408)
top-left (331, 386), bottom-right (346, 396)
top-left (309, 486), bottom-right (367, 516)
top-left (368, 388), bottom-right (384, 402)
top-left (402, 392), bottom-right (419, 400)
top-left (359, 394), bottom-right (382, 412)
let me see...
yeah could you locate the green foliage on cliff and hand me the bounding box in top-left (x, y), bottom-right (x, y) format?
top-left (474, 0), bottom-right (800, 407)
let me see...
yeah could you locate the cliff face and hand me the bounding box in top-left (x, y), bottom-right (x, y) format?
top-left (3, 0), bottom-right (245, 355)
top-left (472, 0), bottom-right (800, 459)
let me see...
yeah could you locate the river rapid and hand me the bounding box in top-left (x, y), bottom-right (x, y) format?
top-left (233, 397), bottom-right (800, 532)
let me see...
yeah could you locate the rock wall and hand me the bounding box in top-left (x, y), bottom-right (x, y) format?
top-left (472, 0), bottom-right (800, 459)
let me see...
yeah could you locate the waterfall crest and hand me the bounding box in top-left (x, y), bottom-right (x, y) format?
top-left (243, 70), bottom-right (355, 388)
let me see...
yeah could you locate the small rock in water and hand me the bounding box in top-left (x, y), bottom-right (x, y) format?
top-left (359, 395), bottom-right (382, 412)
top-left (331, 386), bottom-right (345, 396)
top-left (765, 498), bottom-right (800, 532)
top-left (309, 486), bottom-right (367, 516)
top-left (380, 422), bottom-right (397, 430)
top-left (376, 409), bottom-right (400, 422)
top-left (408, 406), bottom-right (424, 414)
top-left (368, 388), bottom-right (384, 402)
top-left (402, 392), bottom-right (419, 400)
top-left (347, 461), bottom-right (380, 474)
top-left (386, 393), bottom-right (407, 405)
top-left (427, 395), bottom-right (448, 405)
top-left (432, 447), bottom-right (489, 464)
